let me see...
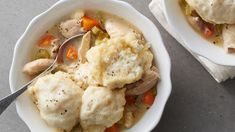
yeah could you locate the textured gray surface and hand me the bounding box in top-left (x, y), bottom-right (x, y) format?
top-left (0, 0), bottom-right (235, 132)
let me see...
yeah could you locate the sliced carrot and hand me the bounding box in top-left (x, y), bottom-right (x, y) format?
top-left (66, 46), bottom-right (78, 61)
top-left (204, 27), bottom-right (213, 38)
top-left (38, 33), bottom-right (55, 47)
top-left (143, 90), bottom-right (155, 106)
top-left (82, 16), bottom-right (100, 31)
top-left (105, 124), bottom-right (119, 132)
top-left (125, 96), bottom-right (136, 105)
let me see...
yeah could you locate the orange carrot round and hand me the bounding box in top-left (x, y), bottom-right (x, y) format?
top-left (105, 124), bottom-right (119, 132)
top-left (143, 90), bottom-right (155, 106)
top-left (204, 27), bottom-right (213, 38)
top-left (66, 46), bottom-right (78, 61)
top-left (82, 16), bottom-right (100, 31)
top-left (38, 33), bottom-right (55, 47)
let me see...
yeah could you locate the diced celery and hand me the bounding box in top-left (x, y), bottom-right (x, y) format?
top-left (180, 0), bottom-right (193, 16)
top-left (34, 49), bottom-right (50, 60)
top-left (92, 26), bottom-right (109, 40)
top-left (215, 24), bottom-right (223, 34)
top-left (185, 5), bottom-right (193, 16)
top-left (97, 32), bottom-right (109, 40)
top-left (91, 26), bottom-right (101, 35)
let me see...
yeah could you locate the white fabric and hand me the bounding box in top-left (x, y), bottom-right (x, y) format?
top-left (149, 0), bottom-right (235, 83)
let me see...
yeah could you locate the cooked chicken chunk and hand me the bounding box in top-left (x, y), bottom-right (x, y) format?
top-left (123, 111), bottom-right (134, 128)
top-left (222, 25), bottom-right (235, 53)
top-left (126, 66), bottom-right (160, 95)
top-left (80, 86), bottom-right (126, 129)
top-left (78, 31), bottom-right (91, 63)
top-left (22, 59), bottom-right (53, 76)
top-left (104, 16), bottom-right (134, 38)
top-left (28, 72), bottom-right (84, 132)
top-left (59, 19), bottom-right (84, 38)
top-left (50, 38), bottom-right (61, 59)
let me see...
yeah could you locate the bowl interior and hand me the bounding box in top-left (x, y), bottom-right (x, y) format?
top-left (9, 0), bottom-right (171, 131)
top-left (163, 0), bottom-right (235, 66)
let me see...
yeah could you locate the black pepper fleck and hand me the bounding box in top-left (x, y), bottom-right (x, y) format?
top-left (62, 90), bottom-right (65, 93)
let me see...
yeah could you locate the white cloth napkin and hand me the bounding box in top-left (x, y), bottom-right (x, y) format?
top-left (149, 0), bottom-right (235, 83)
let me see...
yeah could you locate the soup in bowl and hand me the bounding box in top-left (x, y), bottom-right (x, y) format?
top-left (9, 0), bottom-right (171, 132)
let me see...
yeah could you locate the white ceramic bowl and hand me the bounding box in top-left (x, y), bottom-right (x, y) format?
top-left (9, 0), bottom-right (171, 131)
top-left (163, 0), bottom-right (235, 66)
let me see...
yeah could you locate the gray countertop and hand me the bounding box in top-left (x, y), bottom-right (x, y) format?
top-left (1, 0), bottom-right (235, 132)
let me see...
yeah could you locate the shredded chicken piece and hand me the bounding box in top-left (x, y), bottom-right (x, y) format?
top-left (59, 19), bottom-right (84, 38)
top-left (124, 111), bottom-right (134, 128)
top-left (50, 38), bottom-right (61, 59)
top-left (222, 24), bottom-right (235, 53)
top-left (22, 59), bottom-right (53, 76)
top-left (78, 31), bottom-right (91, 63)
top-left (104, 17), bottom-right (133, 38)
top-left (126, 66), bottom-right (160, 95)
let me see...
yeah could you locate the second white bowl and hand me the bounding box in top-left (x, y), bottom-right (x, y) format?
top-left (163, 0), bottom-right (235, 66)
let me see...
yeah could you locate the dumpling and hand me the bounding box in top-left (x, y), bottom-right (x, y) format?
top-left (28, 71), bottom-right (84, 132)
top-left (75, 36), bottom-right (145, 89)
top-left (186, 0), bottom-right (235, 24)
top-left (222, 24), bottom-right (235, 53)
top-left (80, 86), bottom-right (126, 129)
top-left (74, 62), bottom-right (95, 89)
